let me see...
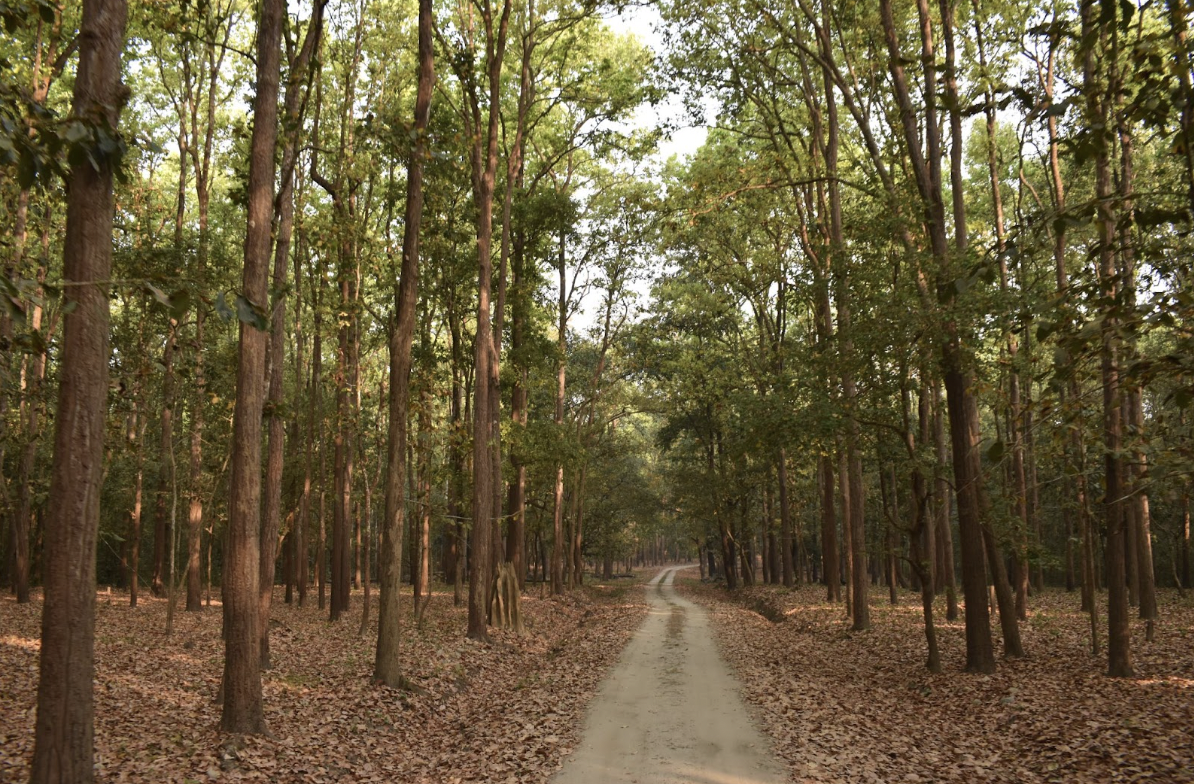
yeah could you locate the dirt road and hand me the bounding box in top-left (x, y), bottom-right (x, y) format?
top-left (552, 565), bottom-right (787, 784)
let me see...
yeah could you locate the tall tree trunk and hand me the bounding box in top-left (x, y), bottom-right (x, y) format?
top-left (1080, 0), bottom-right (1131, 677)
top-left (777, 450), bottom-right (795, 587)
top-left (1116, 99), bottom-right (1158, 633)
top-left (447, 304), bottom-right (466, 607)
top-left (220, 0), bottom-right (284, 734)
top-left (1039, 13), bottom-right (1098, 642)
top-left (128, 357), bottom-right (147, 608)
top-left (972, 4), bottom-right (1030, 621)
top-left (501, 0), bottom-right (535, 587)
top-left (29, 0), bottom-right (127, 777)
top-left (151, 323), bottom-right (176, 597)
top-left (374, 0), bottom-right (433, 687)
top-left (816, 20), bottom-right (841, 605)
top-left (463, 0), bottom-right (512, 639)
top-left (550, 226), bottom-right (567, 597)
top-left (12, 217), bottom-right (49, 605)
top-left (880, 0), bottom-right (994, 671)
top-left (260, 167), bottom-right (291, 663)
top-left (931, 381), bottom-right (958, 620)
top-left (315, 258), bottom-right (327, 612)
top-left (838, 442), bottom-right (853, 617)
top-left (259, 0), bottom-right (324, 662)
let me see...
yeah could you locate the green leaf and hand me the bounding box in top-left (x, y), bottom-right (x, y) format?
top-left (985, 440), bottom-right (1005, 464)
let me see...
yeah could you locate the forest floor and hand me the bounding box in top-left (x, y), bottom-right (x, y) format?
top-left (0, 575), bottom-right (649, 783)
top-left (553, 564), bottom-right (786, 784)
top-left (677, 569), bottom-right (1194, 784)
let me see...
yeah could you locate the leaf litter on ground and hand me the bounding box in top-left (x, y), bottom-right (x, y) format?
top-left (0, 577), bottom-right (649, 783)
top-left (676, 570), bottom-right (1194, 784)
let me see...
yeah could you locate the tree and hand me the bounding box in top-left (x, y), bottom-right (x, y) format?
top-left (220, 0), bottom-right (285, 734)
top-left (28, 0), bottom-right (128, 779)
top-left (375, 0), bottom-right (434, 688)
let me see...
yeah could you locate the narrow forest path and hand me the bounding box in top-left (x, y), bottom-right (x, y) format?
top-left (552, 565), bottom-right (787, 784)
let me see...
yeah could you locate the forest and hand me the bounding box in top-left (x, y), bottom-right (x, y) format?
top-left (1, 0), bottom-right (1192, 781)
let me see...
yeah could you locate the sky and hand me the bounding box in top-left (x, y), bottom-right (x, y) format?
top-left (553, 3), bottom-right (712, 335)
top-left (602, 3), bottom-right (710, 164)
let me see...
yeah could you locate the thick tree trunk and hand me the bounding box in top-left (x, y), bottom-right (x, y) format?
top-left (259, 200), bottom-right (288, 663)
top-left (220, 0), bottom-right (284, 734)
top-left (29, 1), bottom-right (127, 778)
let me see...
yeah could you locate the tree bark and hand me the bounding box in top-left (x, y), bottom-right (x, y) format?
top-left (220, 0), bottom-right (284, 734)
top-left (879, 0), bottom-right (993, 671)
top-left (550, 225), bottom-right (567, 597)
top-left (259, 0), bottom-right (324, 664)
top-left (374, 0), bottom-right (433, 687)
top-left (460, 0), bottom-right (512, 639)
top-left (777, 449), bottom-right (795, 587)
top-left (29, 0), bottom-right (127, 777)
top-left (1080, 0), bottom-right (1131, 677)
top-left (150, 323), bottom-right (176, 598)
